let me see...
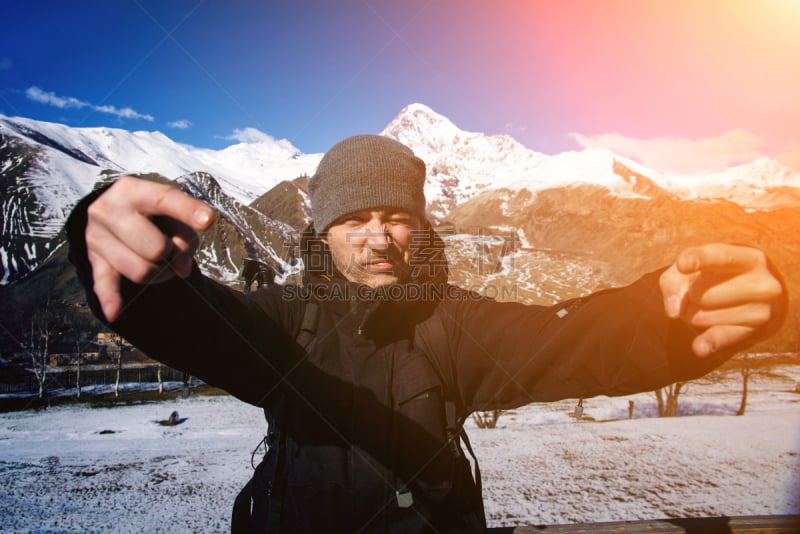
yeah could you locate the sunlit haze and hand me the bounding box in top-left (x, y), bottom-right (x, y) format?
top-left (1, 1), bottom-right (798, 174)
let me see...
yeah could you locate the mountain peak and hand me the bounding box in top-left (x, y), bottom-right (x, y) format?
top-left (383, 103), bottom-right (460, 144)
top-left (395, 102), bottom-right (453, 124)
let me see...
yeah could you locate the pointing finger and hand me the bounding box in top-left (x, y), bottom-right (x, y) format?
top-left (117, 177), bottom-right (215, 232)
top-left (147, 183), bottom-right (215, 231)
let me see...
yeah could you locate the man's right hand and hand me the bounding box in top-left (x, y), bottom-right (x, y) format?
top-left (85, 176), bottom-right (216, 322)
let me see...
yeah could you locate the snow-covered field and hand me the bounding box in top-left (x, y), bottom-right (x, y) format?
top-left (1, 368), bottom-right (799, 533)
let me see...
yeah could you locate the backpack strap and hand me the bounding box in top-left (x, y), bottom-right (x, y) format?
top-left (264, 300), bottom-right (320, 533)
top-left (296, 301), bottom-right (319, 352)
top-left (264, 396), bottom-right (286, 533)
top-left (414, 313), bottom-right (483, 501)
top-left (414, 315), bottom-right (461, 450)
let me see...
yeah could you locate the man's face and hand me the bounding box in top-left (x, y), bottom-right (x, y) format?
top-left (322, 208), bottom-right (423, 287)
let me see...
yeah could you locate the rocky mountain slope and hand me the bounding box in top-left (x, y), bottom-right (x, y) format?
top-left (0, 115), bottom-right (321, 284)
top-left (1, 104), bottom-right (798, 354)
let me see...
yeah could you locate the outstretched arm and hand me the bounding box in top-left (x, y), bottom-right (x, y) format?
top-left (83, 176), bottom-right (216, 322)
top-left (659, 243), bottom-right (787, 357)
top-left (449, 244), bottom-right (787, 411)
top-left (67, 176), bottom-right (299, 406)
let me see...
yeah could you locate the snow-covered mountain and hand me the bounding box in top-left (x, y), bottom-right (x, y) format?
top-left (382, 103), bottom-right (800, 219)
top-left (382, 103), bottom-right (550, 219)
top-left (0, 115), bottom-right (321, 284)
top-left (655, 158), bottom-right (800, 209)
top-left (2, 104), bottom-right (799, 288)
top-left (2, 104), bottom-right (800, 355)
top-left (0, 116), bottom-right (322, 205)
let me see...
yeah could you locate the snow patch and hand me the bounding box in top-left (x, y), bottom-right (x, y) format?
top-left (0, 368), bottom-right (798, 531)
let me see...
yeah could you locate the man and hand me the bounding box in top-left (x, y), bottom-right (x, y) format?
top-left (67, 134), bottom-right (786, 533)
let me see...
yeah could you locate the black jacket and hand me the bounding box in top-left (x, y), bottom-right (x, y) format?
top-left (66, 193), bottom-right (728, 533)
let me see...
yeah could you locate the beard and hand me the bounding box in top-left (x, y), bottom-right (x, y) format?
top-left (332, 245), bottom-right (413, 288)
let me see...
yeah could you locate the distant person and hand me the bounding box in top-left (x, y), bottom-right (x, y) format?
top-left (67, 134), bottom-right (786, 533)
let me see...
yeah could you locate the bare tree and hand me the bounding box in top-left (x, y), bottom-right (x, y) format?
top-left (27, 297), bottom-right (57, 399)
top-left (113, 344), bottom-right (123, 397)
top-left (75, 345), bottom-right (83, 399)
top-left (736, 367), bottom-right (752, 416)
top-left (63, 310), bottom-right (95, 399)
top-left (654, 381), bottom-right (687, 417)
top-left (472, 410), bottom-right (505, 429)
top-left (727, 353), bottom-right (781, 416)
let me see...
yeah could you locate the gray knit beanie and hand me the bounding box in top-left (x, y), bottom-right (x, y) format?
top-left (309, 134), bottom-right (427, 233)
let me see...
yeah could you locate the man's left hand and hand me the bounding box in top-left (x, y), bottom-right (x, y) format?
top-left (659, 243), bottom-right (786, 357)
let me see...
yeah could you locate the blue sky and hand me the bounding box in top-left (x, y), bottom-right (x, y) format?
top-left (2, 1), bottom-right (798, 173)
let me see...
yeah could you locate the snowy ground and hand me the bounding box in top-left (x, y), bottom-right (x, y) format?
top-left (1, 368), bottom-right (799, 533)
